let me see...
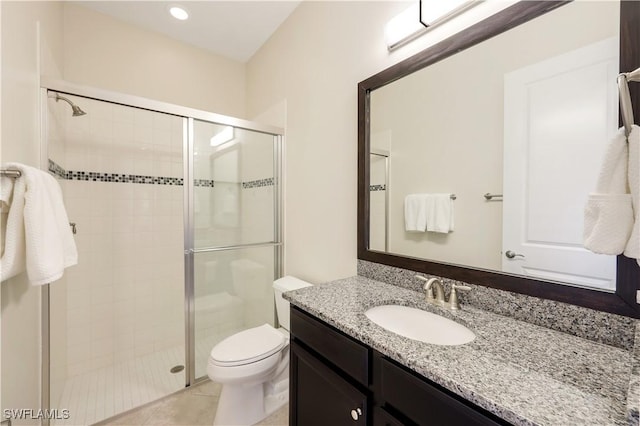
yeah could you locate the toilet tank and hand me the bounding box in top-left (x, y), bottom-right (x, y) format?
top-left (273, 276), bottom-right (313, 330)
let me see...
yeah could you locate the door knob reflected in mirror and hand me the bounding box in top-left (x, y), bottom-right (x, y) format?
top-left (505, 250), bottom-right (525, 259)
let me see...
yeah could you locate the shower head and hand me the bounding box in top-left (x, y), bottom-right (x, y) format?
top-left (70, 104), bottom-right (86, 117)
top-left (49, 92), bottom-right (87, 117)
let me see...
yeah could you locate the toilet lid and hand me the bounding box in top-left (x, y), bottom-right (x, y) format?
top-left (210, 324), bottom-right (286, 366)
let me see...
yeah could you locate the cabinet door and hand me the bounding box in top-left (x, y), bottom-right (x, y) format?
top-left (373, 407), bottom-right (406, 426)
top-left (291, 341), bottom-right (368, 426)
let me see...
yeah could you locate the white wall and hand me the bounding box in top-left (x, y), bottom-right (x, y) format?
top-left (1, 0), bottom-right (64, 419)
top-left (62, 3), bottom-right (246, 118)
top-left (245, 0), bottom-right (521, 283)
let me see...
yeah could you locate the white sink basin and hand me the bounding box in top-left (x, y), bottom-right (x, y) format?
top-left (365, 305), bottom-right (475, 346)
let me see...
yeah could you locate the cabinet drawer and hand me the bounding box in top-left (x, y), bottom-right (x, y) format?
top-left (291, 306), bottom-right (369, 385)
top-left (375, 355), bottom-right (508, 426)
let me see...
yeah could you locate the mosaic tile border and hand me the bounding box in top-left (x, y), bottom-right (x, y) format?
top-left (49, 159), bottom-right (271, 189)
top-left (68, 171), bottom-right (185, 185)
top-left (48, 159), bottom-right (67, 179)
top-left (242, 177), bottom-right (275, 189)
top-left (370, 184), bottom-right (386, 191)
top-left (193, 179), bottom-right (215, 188)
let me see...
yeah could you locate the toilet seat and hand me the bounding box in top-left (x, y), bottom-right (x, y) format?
top-left (210, 324), bottom-right (286, 367)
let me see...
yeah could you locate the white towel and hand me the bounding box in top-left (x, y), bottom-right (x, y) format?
top-left (1, 175), bottom-right (27, 281)
top-left (425, 193), bottom-right (454, 233)
top-left (404, 193), bottom-right (454, 233)
top-left (584, 127), bottom-right (634, 255)
top-left (624, 125), bottom-right (639, 265)
top-left (405, 194), bottom-right (427, 232)
top-left (0, 163), bottom-right (78, 285)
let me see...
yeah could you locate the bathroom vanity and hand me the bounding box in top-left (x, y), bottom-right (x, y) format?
top-left (290, 306), bottom-right (507, 425)
top-left (286, 276), bottom-right (639, 425)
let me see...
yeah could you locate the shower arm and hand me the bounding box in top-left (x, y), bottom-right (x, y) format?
top-left (48, 91), bottom-right (87, 116)
top-left (48, 91), bottom-right (71, 105)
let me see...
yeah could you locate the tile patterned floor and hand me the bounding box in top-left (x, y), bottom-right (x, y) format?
top-left (53, 346), bottom-right (186, 426)
top-left (52, 334), bottom-right (224, 426)
top-left (96, 380), bottom-right (288, 426)
top-left (51, 323), bottom-right (285, 426)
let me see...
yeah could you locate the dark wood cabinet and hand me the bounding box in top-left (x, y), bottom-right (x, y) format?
top-left (373, 354), bottom-right (508, 426)
top-left (290, 341), bottom-right (368, 425)
top-left (290, 306), bottom-right (511, 426)
top-left (372, 407), bottom-right (407, 426)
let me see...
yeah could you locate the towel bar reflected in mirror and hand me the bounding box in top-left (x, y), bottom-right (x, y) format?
top-left (483, 193), bottom-right (503, 201)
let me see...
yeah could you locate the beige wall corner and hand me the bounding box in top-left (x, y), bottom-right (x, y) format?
top-left (62, 3), bottom-right (247, 117)
top-left (243, 1), bottom-right (417, 284)
top-left (245, 1), bottom-right (519, 284)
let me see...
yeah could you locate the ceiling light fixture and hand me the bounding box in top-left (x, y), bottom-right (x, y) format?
top-left (169, 6), bottom-right (189, 21)
top-left (385, 0), bottom-right (478, 51)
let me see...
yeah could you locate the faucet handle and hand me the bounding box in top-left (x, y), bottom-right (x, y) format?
top-left (449, 283), bottom-right (471, 310)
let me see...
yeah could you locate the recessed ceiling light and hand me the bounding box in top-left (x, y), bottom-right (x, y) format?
top-left (169, 6), bottom-right (189, 21)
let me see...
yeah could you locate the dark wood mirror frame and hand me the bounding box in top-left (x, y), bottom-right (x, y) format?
top-left (358, 0), bottom-right (640, 318)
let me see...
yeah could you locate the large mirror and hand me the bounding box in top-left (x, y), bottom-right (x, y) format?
top-left (358, 0), bottom-right (640, 317)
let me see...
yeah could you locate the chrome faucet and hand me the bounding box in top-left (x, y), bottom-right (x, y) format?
top-left (415, 276), bottom-right (471, 310)
top-left (425, 277), bottom-right (445, 306)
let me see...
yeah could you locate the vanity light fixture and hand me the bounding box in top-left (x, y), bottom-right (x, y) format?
top-left (385, 0), bottom-right (478, 51)
top-left (384, 3), bottom-right (427, 51)
top-left (169, 5), bottom-right (189, 21)
top-left (210, 126), bottom-right (235, 147)
top-left (419, 0), bottom-right (477, 28)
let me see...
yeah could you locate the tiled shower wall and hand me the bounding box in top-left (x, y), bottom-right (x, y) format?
top-left (49, 95), bottom-right (185, 378)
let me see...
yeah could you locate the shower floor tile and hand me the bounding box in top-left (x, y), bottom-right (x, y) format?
top-left (53, 334), bottom-right (240, 425)
top-left (53, 345), bottom-right (185, 426)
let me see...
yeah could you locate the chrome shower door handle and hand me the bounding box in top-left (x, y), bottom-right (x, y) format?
top-left (505, 250), bottom-right (525, 259)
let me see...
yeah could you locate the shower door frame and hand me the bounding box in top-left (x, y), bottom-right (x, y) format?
top-left (39, 77), bottom-right (284, 417)
top-left (184, 118), bottom-right (284, 385)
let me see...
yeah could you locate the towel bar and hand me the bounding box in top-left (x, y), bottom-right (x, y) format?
top-left (0, 169), bottom-right (21, 178)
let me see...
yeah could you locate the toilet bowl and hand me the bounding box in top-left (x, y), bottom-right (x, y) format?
top-left (207, 276), bottom-right (312, 426)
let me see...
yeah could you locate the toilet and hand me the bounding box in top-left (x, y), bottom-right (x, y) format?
top-left (207, 275), bottom-right (312, 426)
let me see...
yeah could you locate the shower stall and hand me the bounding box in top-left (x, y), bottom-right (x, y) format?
top-left (41, 79), bottom-right (283, 425)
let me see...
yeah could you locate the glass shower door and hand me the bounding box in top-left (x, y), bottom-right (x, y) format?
top-left (189, 119), bottom-right (281, 380)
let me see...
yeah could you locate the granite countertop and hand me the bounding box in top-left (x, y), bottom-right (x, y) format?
top-left (284, 276), bottom-right (640, 426)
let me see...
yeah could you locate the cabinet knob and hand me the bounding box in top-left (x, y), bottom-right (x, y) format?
top-left (350, 408), bottom-right (362, 421)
